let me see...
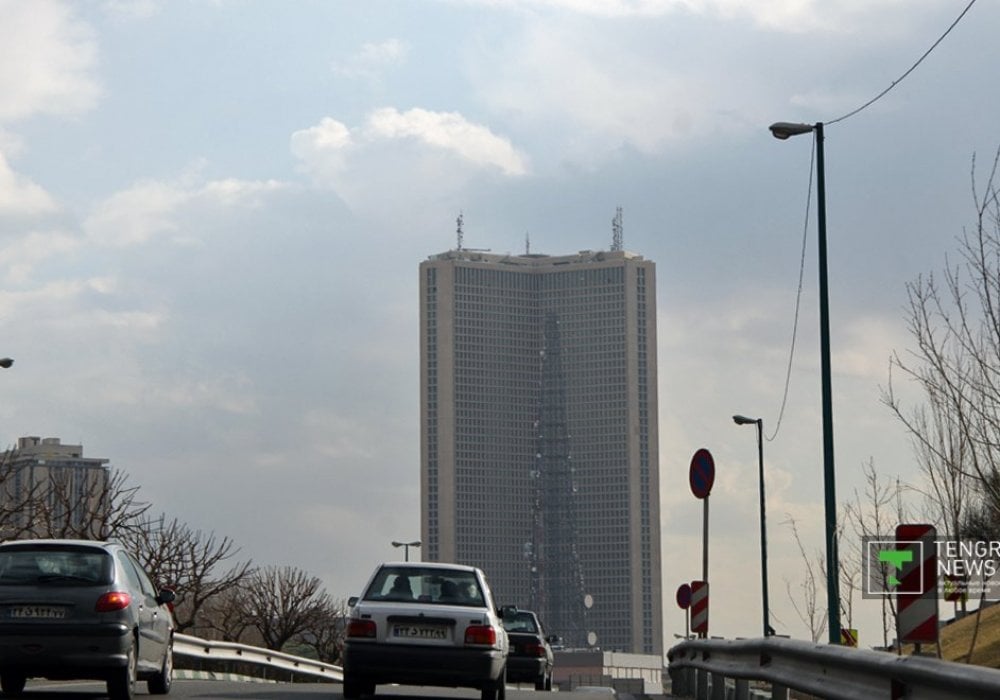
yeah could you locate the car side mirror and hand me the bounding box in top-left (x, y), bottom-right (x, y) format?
top-left (156, 589), bottom-right (176, 606)
top-left (348, 596), bottom-right (359, 607)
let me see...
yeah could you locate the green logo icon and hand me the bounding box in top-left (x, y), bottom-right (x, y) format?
top-left (879, 549), bottom-right (913, 587)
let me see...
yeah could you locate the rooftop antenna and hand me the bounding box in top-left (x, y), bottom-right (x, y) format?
top-left (526, 231), bottom-right (531, 255)
top-left (611, 206), bottom-right (623, 251)
top-left (456, 211), bottom-right (464, 251)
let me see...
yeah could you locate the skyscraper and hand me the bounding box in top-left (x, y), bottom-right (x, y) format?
top-left (419, 246), bottom-right (662, 655)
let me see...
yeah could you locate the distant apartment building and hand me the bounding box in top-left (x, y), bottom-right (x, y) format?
top-left (1, 437), bottom-right (110, 538)
top-left (419, 247), bottom-right (662, 655)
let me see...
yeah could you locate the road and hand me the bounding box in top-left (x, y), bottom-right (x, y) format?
top-left (22, 681), bottom-right (628, 699)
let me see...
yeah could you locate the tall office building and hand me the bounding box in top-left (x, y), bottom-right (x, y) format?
top-left (1, 436), bottom-right (110, 538)
top-left (420, 246), bottom-right (662, 655)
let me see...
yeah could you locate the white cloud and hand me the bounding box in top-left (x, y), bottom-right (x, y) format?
top-left (0, 152), bottom-right (58, 216)
top-left (0, 0), bottom-right (100, 121)
top-left (446, 0), bottom-right (914, 33)
top-left (291, 109), bottom-right (528, 218)
top-left (293, 109), bottom-right (527, 178)
top-left (365, 107), bottom-right (528, 176)
top-left (0, 229), bottom-right (79, 285)
top-left (84, 175), bottom-right (291, 247)
top-left (333, 39), bottom-right (410, 79)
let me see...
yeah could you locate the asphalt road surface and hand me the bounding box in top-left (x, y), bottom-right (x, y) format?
top-left (21, 681), bottom-right (623, 699)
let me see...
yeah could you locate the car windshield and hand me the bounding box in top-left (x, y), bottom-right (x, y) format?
top-left (0, 546), bottom-right (111, 585)
top-left (364, 566), bottom-right (485, 607)
top-left (503, 612), bottom-right (539, 634)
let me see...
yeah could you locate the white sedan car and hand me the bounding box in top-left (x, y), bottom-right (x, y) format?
top-left (343, 562), bottom-right (509, 700)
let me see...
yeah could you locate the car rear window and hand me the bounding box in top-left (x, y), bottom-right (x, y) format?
top-left (503, 612), bottom-right (539, 633)
top-left (0, 546), bottom-right (112, 585)
top-left (364, 566), bottom-right (486, 607)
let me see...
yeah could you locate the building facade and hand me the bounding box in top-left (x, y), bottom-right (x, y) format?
top-left (1, 436), bottom-right (110, 538)
top-left (420, 248), bottom-right (662, 654)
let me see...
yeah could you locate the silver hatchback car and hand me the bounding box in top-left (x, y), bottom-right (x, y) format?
top-left (0, 539), bottom-right (176, 699)
top-left (344, 562), bottom-right (509, 700)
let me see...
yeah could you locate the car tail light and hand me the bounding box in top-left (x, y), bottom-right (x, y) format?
top-left (95, 592), bottom-right (131, 612)
top-left (464, 624), bottom-right (497, 646)
top-left (524, 641), bottom-right (546, 657)
top-left (347, 619), bottom-right (377, 638)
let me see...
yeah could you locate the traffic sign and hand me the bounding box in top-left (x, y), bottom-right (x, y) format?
top-left (676, 583), bottom-right (692, 610)
top-left (690, 580), bottom-right (708, 635)
top-left (840, 628), bottom-right (858, 647)
top-left (895, 523), bottom-right (939, 645)
top-left (689, 448), bottom-right (715, 499)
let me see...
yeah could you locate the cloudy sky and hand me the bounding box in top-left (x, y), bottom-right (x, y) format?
top-left (1, 0), bottom-right (995, 648)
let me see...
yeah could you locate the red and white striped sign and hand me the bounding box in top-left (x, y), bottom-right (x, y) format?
top-left (690, 580), bottom-right (708, 636)
top-left (895, 524), bottom-right (938, 644)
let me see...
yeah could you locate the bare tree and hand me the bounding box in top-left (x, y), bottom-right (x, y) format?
top-left (120, 514), bottom-right (254, 634)
top-left (843, 459), bottom-right (909, 649)
top-left (241, 566), bottom-right (333, 652)
top-left (29, 467), bottom-right (150, 541)
top-left (885, 148), bottom-right (1000, 516)
top-left (782, 515), bottom-right (827, 643)
top-left (294, 597), bottom-right (351, 663)
top-left (0, 450), bottom-right (44, 541)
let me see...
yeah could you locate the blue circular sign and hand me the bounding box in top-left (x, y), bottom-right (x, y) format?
top-left (676, 583), bottom-right (692, 609)
top-left (689, 448), bottom-right (715, 499)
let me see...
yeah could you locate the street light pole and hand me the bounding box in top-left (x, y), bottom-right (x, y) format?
top-left (769, 120), bottom-right (840, 645)
top-left (734, 414), bottom-right (772, 638)
top-left (391, 540), bottom-right (421, 562)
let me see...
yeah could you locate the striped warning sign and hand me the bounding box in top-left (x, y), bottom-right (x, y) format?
top-left (690, 580), bottom-right (708, 636)
top-left (895, 524), bottom-right (938, 644)
top-left (840, 628), bottom-right (858, 647)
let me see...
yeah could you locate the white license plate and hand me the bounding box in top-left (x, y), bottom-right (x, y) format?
top-left (9, 606), bottom-right (66, 619)
top-left (393, 624), bottom-right (448, 640)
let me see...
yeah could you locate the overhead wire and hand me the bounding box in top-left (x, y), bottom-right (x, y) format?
top-left (766, 140), bottom-right (813, 444)
top-left (765, 0), bottom-right (977, 441)
top-left (827, 0), bottom-right (977, 126)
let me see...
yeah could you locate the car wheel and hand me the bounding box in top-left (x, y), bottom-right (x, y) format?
top-left (481, 666), bottom-right (506, 700)
top-left (107, 638), bottom-right (137, 700)
top-left (0, 671), bottom-right (26, 696)
top-left (147, 638), bottom-right (173, 694)
top-left (535, 672), bottom-right (549, 691)
top-left (343, 674), bottom-right (363, 699)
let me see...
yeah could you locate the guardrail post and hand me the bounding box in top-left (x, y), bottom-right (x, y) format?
top-left (676, 666), bottom-right (692, 696)
top-left (697, 668), bottom-right (709, 699)
top-left (710, 671), bottom-right (726, 700)
top-left (770, 682), bottom-right (788, 700)
top-left (734, 678), bottom-right (749, 700)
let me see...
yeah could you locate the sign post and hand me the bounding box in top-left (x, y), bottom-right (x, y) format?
top-left (689, 449), bottom-right (715, 637)
top-left (676, 583), bottom-right (692, 639)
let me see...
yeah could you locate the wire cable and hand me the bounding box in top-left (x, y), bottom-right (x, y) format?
top-left (827, 0), bottom-right (977, 126)
top-left (767, 137), bottom-right (814, 443)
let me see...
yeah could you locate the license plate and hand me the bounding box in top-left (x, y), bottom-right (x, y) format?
top-left (392, 624), bottom-right (447, 640)
top-left (9, 606), bottom-right (66, 620)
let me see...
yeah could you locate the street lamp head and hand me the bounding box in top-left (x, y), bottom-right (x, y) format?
top-left (0, 358), bottom-right (12, 369)
top-left (391, 540), bottom-right (421, 548)
top-left (769, 122), bottom-right (815, 140)
top-left (733, 414), bottom-right (759, 426)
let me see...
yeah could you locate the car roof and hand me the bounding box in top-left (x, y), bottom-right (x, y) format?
top-left (0, 539), bottom-right (116, 550)
top-left (380, 561), bottom-right (482, 573)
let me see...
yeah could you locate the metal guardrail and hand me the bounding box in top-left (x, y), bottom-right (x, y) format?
top-left (668, 636), bottom-right (1000, 700)
top-left (173, 633), bottom-right (343, 682)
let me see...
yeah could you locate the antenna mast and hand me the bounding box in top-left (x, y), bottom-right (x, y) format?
top-left (456, 211), bottom-right (464, 251)
top-left (611, 206), bottom-right (623, 251)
